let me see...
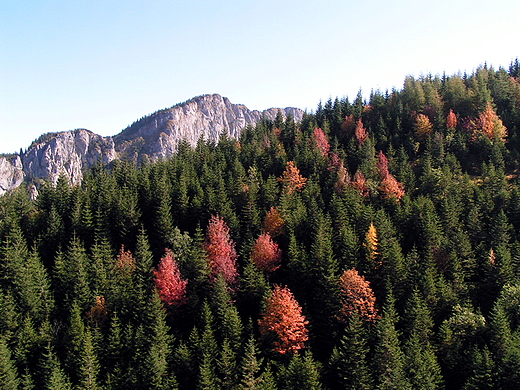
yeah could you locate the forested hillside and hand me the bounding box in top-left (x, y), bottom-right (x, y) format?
top-left (1, 61), bottom-right (520, 389)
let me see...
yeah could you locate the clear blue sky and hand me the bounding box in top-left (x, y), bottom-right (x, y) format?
top-left (1, 0), bottom-right (518, 154)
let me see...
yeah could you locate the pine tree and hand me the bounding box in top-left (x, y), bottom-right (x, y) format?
top-left (329, 311), bottom-right (372, 390)
top-left (373, 295), bottom-right (412, 390)
top-left (278, 352), bottom-right (323, 390)
top-left (0, 335), bottom-right (20, 390)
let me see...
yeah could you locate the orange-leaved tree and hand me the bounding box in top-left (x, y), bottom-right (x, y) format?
top-left (377, 151), bottom-right (405, 201)
top-left (278, 161), bottom-right (307, 194)
top-left (339, 268), bottom-right (378, 323)
top-left (154, 249), bottom-right (188, 307)
top-left (479, 102), bottom-right (507, 141)
top-left (262, 206), bottom-right (285, 237)
top-left (251, 233), bottom-right (282, 273)
top-left (204, 214), bottom-right (239, 285)
top-left (446, 109), bottom-right (458, 129)
top-left (352, 170), bottom-right (369, 198)
top-left (414, 113), bottom-right (433, 140)
top-left (258, 285), bottom-right (309, 354)
top-left (355, 118), bottom-right (368, 145)
top-left (364, 223), bottom-right (379, 266)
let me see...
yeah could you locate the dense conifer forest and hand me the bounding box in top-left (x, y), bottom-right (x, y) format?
top-left (1, 61), bottom-right (520, 389)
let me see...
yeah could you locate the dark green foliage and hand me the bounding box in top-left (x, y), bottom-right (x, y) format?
top-left (1, 63), bottom-right (520, 388)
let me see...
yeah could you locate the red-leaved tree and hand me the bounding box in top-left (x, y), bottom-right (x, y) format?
top-left (251, 233), bottom-right (282, 273)
top-left (204, 215), bottom-right (239, 285)
top-left (352, 170), bottom-right (369, 197)
top-left (154, 249), bottom-right (188, 307)
top-left (355, 118), bottom-right (368, 145)
top-left (313, 127), bottom-right (330, 157)
top-left (338, 268), bottom-right (378, 323)
top-left (258, 285), bottom-right (309, 354)
top-left (446, 109), bottom-right (458, 129)
top-left (377, 151), bottom-right (405, 201)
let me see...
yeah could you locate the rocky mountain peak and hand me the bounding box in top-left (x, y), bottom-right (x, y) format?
top-left (0, 95), bottom-right (304, 195)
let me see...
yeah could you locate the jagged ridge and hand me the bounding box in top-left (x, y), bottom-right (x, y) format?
top-left (0, 94), bottom-right (304, 195)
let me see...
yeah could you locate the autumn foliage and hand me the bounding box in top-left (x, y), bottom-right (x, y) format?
top-left (355, 118), bottom-right (368, 145)
top-left (364, 223), bottom-right (379, 265)
top-left (352, 170), bottom-right (369, 197)
top-left (258, 285), bottom-right (309, 354)
top-left (479, 102), bottom-right (508, 141)
top-left (154, 249), bottom-right (188, 307)
top-left (414, 113), bottom-right (434, 140)
top-left (334, 161), bottom-right (351, 194)
top-left (313, 127), bottom-right (330, 157)
top-left (446, 109), bottom-right (458, 129)
top-left (251, 233), bottom-right (282, 273)
top-left (278, 161), bottom-right (307, 194)
top-left (339, 268), bottom-right (378, 323)
top-left (204, 214), bottom-right (239, 285)
top-left (115, 245), bottom-right (136, 274)
top-left (262, 206), bottom-right (285, 237)
top-left (377, 151), bottom-right (405, 201)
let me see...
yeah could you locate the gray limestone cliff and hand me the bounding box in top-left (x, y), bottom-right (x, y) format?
top-left (114, 94), bottom-right (304, 161)
top-left (0, 94), bottom-right (304, 195)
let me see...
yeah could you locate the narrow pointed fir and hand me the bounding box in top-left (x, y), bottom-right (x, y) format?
top-left (134, 227), bottom-right (155, 305)
top-left (41, 345), bottom-right (72, 390)
top-left (237, 335), bottom-right (262, 390)
top-left (218, 339), bottom-right (238, 390)
top-left (404, 330), bottom-right (443, 390)
top-left (338, 268), bottom-right (378, 323)
top-left (142, 289), bottom-right (175, 390)
top-left (329, 312), bottom-right (372, 390)
top-left (210, 274), bottom-right (243, 352)
top-left (279, 352), bottom-right (323, 390)
top-left (373, 297), bottom-right (412, 390)
top-left (77, 328), bottom-right (101, 390)
top-left (258, 285), bottom-right (309, 355)
top-left (204, 215), bottom-right (239, 285)
top-left (0, 335), bottom-right (20, 390)
top-left (154, 249), bottom-right (188, 307)
top-left (251, 233), bottom-right (282, 273)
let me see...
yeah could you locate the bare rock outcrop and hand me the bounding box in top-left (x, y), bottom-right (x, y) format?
top-left (114, 94), bottom-right (304, 161)
top-left (0, 94), bottom-right (304, 194)
top-left (0, 155), bottom-right (24, 196)
top-left (22, 129), bottom-right (117, 186)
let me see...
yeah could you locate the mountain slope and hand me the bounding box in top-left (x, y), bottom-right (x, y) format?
top-left (0, 95), bottom-right (304, 195)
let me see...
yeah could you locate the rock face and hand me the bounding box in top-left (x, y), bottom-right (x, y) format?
top-left (0, 155), bottom-right (24, 196)
top-left (0, 94), bottom-right (304, 194)
top-left (22, 129), bottom-right (117, 186)
top-left (114, 94), bottom-right (304, 161)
